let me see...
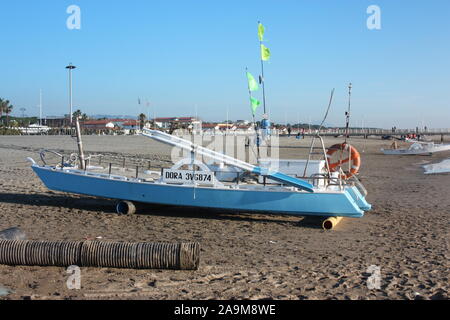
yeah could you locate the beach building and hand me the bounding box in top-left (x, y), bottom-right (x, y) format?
top-left (81, 119), bottom-right (140, 131)
top-left (201, 122), bottom-right (254, 134)
top-left (152, 117), bottom-right (202, 134)
top-left (153, 117), bottom-right (201, 130)
top-left (42, 116), bottom-right (70, 128)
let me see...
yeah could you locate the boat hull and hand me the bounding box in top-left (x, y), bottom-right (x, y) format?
top-left (381, 144), bottom-right (450, 155)
top-left (31, 165), bottom-right (368, 218)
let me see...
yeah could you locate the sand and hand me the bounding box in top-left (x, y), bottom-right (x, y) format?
top-left (0, 135), bottom-right (448, 300)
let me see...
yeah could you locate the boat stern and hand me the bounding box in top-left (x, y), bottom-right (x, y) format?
top-left (345, 185), bottom-right (372, 211)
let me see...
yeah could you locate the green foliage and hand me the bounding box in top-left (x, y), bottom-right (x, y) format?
top-left (72, 109), bottom-right (89, 121)
top-left (138, 113), bottom-right (147, 130)
top-left (0, 98), bottom-right (14, 126)
top-left (0, 127), bottom-right (20, 135)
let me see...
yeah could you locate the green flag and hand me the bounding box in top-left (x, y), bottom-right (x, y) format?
top-left (250, 96), bottom-right (261, 115)
top-left (261, 44), bottom-right (271, 61)
top-left (246, 72), bottom-right (259, 91)
top-left (258, 23), bottom-right (265, 41)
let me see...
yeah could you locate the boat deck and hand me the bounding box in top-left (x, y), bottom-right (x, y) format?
top-left (55, 164), bottom-right (350, 195)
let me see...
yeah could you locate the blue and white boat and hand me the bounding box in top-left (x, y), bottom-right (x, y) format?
top-left (28, 128), bottom-right (371, 219)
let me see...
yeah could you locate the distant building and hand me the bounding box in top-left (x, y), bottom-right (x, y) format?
top-left (202, 122), bottom-right (253, 133)
top-left (122, 120), bottom-right (140, 130)
top-left (43, 116), bottom-right (70, 128)
top-left (81, 119), bottom-right (140, 130)
top-left (236, 120), bottom-right (250, 126)
top-left (153, 117), bottom-right (202, 131)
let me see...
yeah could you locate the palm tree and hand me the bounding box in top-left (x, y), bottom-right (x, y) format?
top-left (72, 109), bottom-right (82, 120)
top-left (138, 113), bottom-right (147, 130)
top-left (5, 104), bottom-right (13, 126)
top-left (0, 98), bottom-right (4, 125)
top-left (0, 99), bottom-right (12, 126)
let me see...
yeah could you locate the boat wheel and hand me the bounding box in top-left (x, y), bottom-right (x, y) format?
top-left (116, 200), bottom-right (136, 215)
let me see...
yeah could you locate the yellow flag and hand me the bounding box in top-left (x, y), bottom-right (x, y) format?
top-left (258, 23), bottom-right (265, 41)
top-left (261, 44), bottom-right (271, 61)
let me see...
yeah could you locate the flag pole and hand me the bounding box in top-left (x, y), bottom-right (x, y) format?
top-left (258, 21), bottom-right (267, 115)
top-left (245, 68), bottom-right (257, 126)
top-left (260, 56), bottom-right (266, 115)
top-left (246, 67), bottom-right (260, 159)
top-left (146, 99), bottom-right (150, 123)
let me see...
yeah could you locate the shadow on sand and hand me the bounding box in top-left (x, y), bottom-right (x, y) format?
top-left (0, 192), bottom-right (326, 229)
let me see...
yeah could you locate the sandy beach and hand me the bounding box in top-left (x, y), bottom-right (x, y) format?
top-left (0, 135), bottom-right (448, 300)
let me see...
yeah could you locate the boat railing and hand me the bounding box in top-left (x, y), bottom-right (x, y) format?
top-left (38, 149), bottom-right (360, 191)
top-left (40, 149), bottom-right (80, 168)
top-left (84, 153), bottom-right (172, 169)
top-left (38, 149), bottom-right (172, 170)
top-left (348, 174), bottom-right (368, 197)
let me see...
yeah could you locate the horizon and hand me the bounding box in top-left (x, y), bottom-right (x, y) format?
top-left (5, 113), bottom-right (437, 131)
top-left (1, 1), bottom-right (449, 129)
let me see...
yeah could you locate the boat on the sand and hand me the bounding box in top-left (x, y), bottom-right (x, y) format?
top-left (28, 128), bottom-right (371, 218)
top-left (381, 141), bottom-right (450, 155)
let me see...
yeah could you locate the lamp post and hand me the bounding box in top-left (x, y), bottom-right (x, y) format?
top-left (66, 63), bottom-right (76, 125)
top-left (39, 89), bottom-right (42, 126)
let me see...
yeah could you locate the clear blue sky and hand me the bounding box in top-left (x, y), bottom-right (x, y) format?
top-left (1, 0), bottom-right (449, 128)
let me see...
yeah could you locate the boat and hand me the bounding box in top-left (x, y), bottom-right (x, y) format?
top-left (18, 123), bottom-right (51, 135)
top-left (28, 126), bottom-right (371, 219)
top-left (381, 141), bottom-right (450, 155)
top-left (423, 158), bottom-right (450, 174)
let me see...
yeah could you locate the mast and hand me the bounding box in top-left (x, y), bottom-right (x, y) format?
top-left (75, 117), bottom-right (85, 170)
top-left (146, 99), bottom-right (150, 123)
top-left (225, 107), bottom-right (229, 135)
top-left (345, 83), bottom-right (352, 143)
top-left (66, 63), bottom-right (76, 125)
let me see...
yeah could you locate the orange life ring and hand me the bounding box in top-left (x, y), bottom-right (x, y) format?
top-left (326, 143), bottom-right (361, 179)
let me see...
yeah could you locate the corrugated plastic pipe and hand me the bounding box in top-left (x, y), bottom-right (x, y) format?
top-left (0, 240), bottom-right (200, 270)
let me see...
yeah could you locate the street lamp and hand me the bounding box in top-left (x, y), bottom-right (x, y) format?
top-left (66, 63), bottom-right (76, 125)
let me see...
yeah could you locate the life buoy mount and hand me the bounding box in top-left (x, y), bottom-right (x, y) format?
top-left (326, 143), bottom-right (361, 179)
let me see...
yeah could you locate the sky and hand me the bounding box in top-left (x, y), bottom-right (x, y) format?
top-left (0, 0), bottom-right (449, 129)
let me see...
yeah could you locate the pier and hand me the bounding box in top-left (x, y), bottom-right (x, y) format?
top-left (301, 128), bottom-right (450, 139)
